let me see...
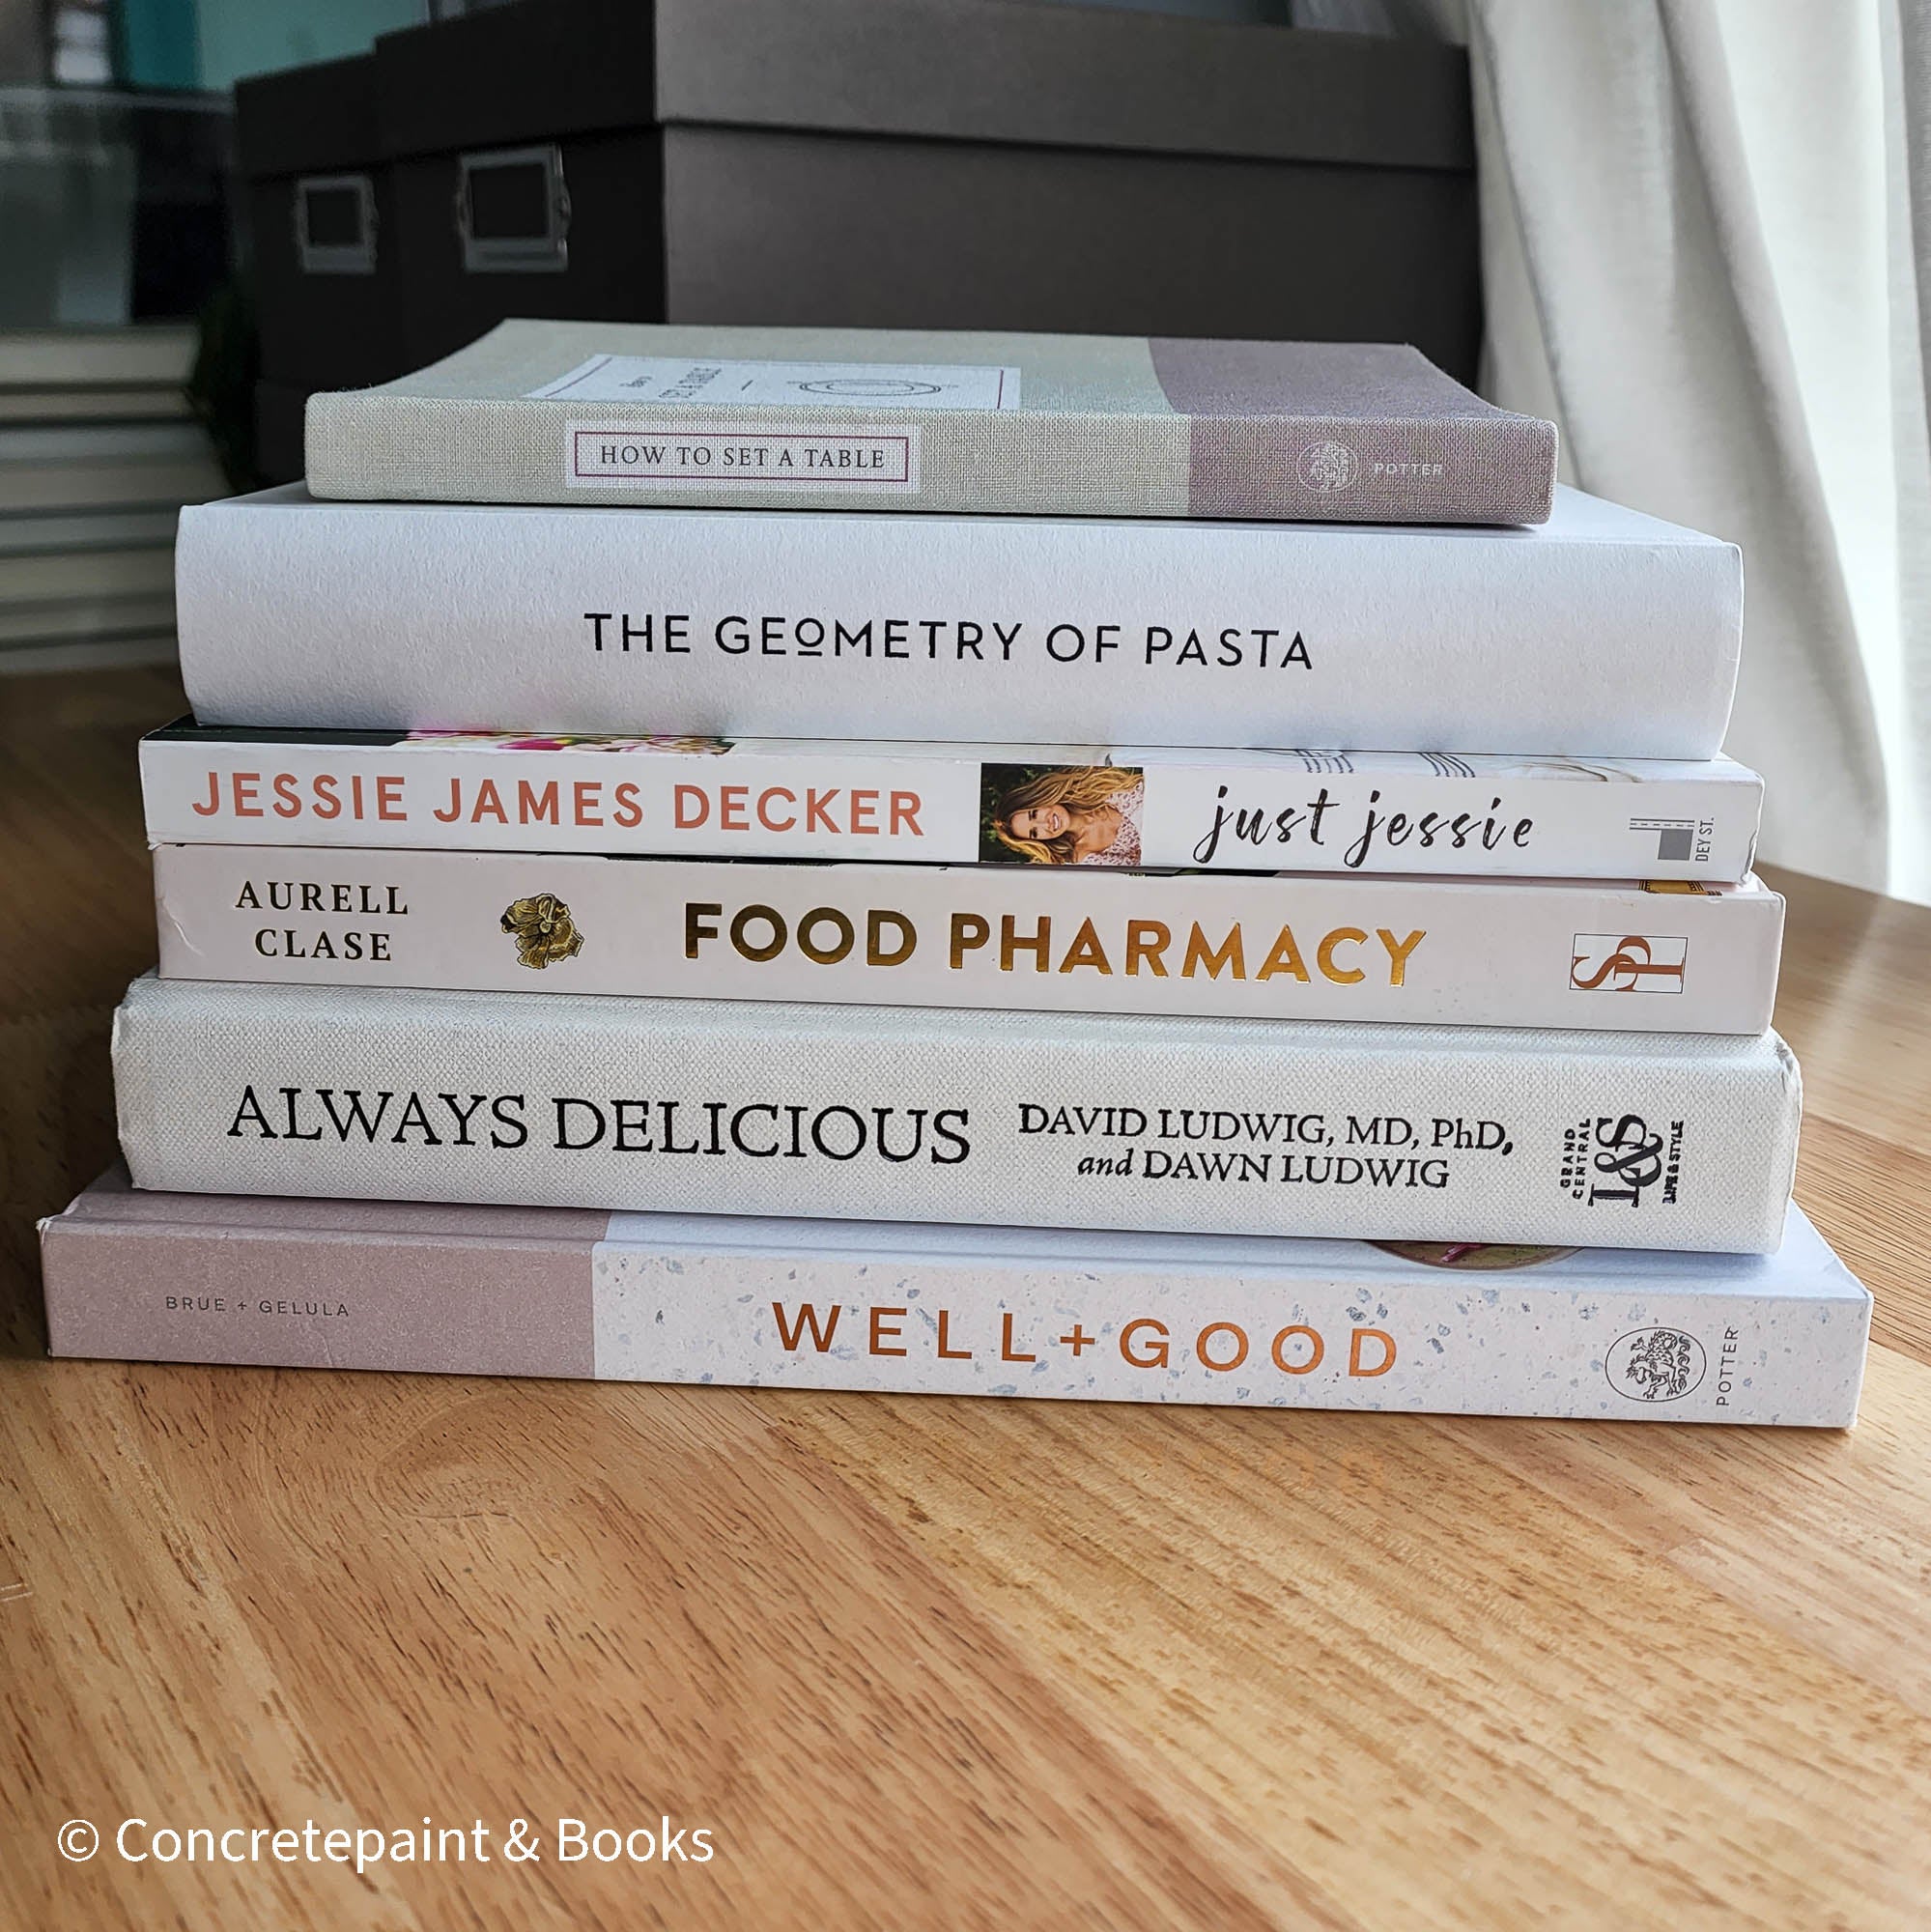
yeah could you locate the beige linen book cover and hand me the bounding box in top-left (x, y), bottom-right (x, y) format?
top-left (304, 320), bottom-right (1558, 524)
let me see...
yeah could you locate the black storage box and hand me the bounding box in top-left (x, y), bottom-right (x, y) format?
top-left (253, 378), bottom-right (308, 486)
top-left (236, 52), bottom-right (406, 393)
top-left (247, 0), bottom-right (1479, 396)
top-left (128, 96), bottom-right (236, 323)
top-left (373, 0), bottom-right (665, 370)
top-left (371, 0), bottom-right (1478, 380)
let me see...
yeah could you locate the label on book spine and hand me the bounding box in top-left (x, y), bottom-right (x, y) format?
top-left (152, 845), bottom-right (1785, 1035)
top-left (565, 423), bottom-right (923, 494)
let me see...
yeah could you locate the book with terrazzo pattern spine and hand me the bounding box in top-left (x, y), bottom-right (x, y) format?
top-left (43, 1174), bottom-right (1866, 1427)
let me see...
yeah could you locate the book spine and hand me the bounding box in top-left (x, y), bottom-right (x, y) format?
top-left (153, 845), bottom-right (1785, 1036)
top-left (173, 500), bottom-right (1742, 756)
top-left (307, 394), bottom-right (1557, 526)
top-left (112, 976), bottom-right (1803, 1251)
top-left (140, 734), bottom-right (1767, 880)
top-left (40, 1200), bottom-right (1867, 1427)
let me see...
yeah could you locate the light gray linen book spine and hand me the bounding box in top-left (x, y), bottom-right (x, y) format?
top-left (304, 393), bottom-right (1558, 525)
top-left (113, 976), bottom-right (1801, 1253)
top-left (302, 327), bottom-right (1557, 525)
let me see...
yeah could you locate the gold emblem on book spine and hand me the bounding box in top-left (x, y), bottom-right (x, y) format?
top-left (500, 893), bottom-right (584, 969)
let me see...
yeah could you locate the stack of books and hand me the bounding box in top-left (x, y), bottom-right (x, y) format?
top-left (42, 323), bottom-right (1871, 1427)
top-left (0, 324), bottom-right (219, 671)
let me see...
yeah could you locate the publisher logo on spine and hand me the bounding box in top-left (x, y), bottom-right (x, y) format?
top-left (1604, 1325), bottom-right (1707, 1403)
top-left (1297, 440), bottom-right (1358, 493)
top-left (1560, 1114), bottom-right (1685, 1208)
top-left (1569, 932), bottom-right (1689, 994)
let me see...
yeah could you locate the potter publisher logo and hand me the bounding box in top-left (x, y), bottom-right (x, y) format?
top-left (1297, 440), bottom-right (1358, 493)
top-left (1605, 1325), bottom-right (1707, 1403)
top-left (1561, 1113), bottom-right (1684, 1208)
top-left (1569, 932), bottom-right (1689, 994)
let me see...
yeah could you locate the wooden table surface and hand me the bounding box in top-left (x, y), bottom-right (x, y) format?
top-left (4, 667), bottom-right (1929, 1932)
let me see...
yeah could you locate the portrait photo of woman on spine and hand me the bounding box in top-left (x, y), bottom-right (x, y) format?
top-left (980, 764), bottom-right (1146, 867)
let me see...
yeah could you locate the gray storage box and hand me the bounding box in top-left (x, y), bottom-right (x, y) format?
top-left (369, 0), bottom-right (1478, 378)
top-left (237, 54), bottom-right (404, 392)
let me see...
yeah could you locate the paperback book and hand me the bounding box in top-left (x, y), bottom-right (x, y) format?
top-left (173, 485), bottom-right (1742, 756)
top-left (112, 975), bottom-right (1803, 1252)
top-left (41, 1173), bottom-right (1867, 1428)
top-left (142, 724), bottom-right (1767, 880)
top-left (152, 845), bottom-right (1786, 1035)
top-left (302, 321), bottom-right (1559, 525)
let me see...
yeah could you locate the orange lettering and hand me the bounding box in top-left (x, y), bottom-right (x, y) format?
top-left (771, 1301), bottom-right (841, 1351)
top-left (1271, 1324), bottom-right (1323, 1375)
top-left (1196, 1321), bottom-right (1248, 1372)
top-left (515, 779), bottom-right (558, 824)
top-left (1349, 1328), bottom-right (1396, 1377)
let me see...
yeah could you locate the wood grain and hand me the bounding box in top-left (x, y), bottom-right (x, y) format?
top-left (2, 668), bottom-right (1928, 1931)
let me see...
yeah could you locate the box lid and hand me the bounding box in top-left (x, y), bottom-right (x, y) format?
top-left (659, 0), bottom-right (1471, 171)
top-left (375, 0), bottom-right (656, 158)
top-left (375, 0), bottom-right (1470, 173)
top-left (235, 52), bottom-right (381, 179)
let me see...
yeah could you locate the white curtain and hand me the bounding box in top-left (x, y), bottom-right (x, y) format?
top-left (1466, 0), bottom-right (1931, 900)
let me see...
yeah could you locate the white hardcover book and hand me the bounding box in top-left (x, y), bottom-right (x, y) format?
top-left (113, 975), bottom-right (1803, 1253)
top-left (140, 724), bottom-right (1768, 881)
top-left (42, 1175), bottom-right (1870, 1429)
top-left (153, 845), bottom-right (1786, 1036)
top-left (172, 484), bottom-right (1743, 757)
